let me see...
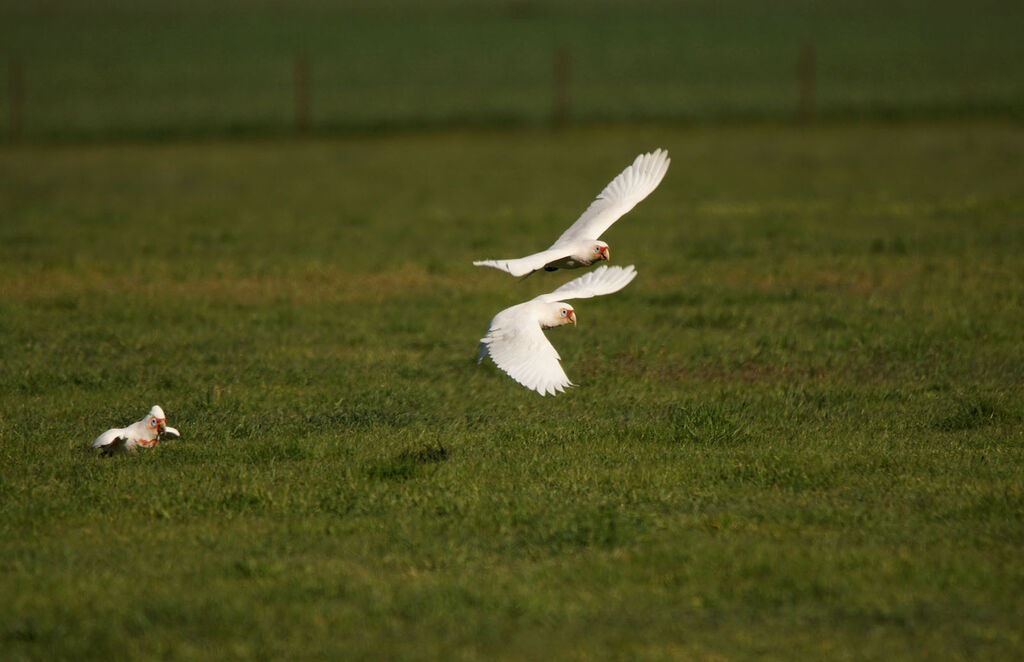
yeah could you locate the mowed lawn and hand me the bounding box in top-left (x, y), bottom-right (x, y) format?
top-left (1, 122), bottom-right (1022, 660)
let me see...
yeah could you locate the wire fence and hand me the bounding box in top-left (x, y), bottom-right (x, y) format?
top-left (4, 1), bottom-right (1023, 143)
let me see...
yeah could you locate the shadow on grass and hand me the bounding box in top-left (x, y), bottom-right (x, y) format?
top-left (366, 443), bottom-right (449, 482)
top-left (932, 397), bottom-right (1009, 432)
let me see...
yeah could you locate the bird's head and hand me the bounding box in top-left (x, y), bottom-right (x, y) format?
top-left (592, 241), bottom-right (610, 263)
top-left (542, 302), bottom-right (576, 328)
top-left (148, 405), bottom-right (167, 434)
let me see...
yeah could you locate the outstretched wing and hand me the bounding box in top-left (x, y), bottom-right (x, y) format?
top-left (92, 428), bottom-right (126, 449)
top-left (472, 247), bottom-right (571, 278)
top-left (537, 264), bottom-right (638, 303)
top-left (478, 304), bottom-right (572, 396)
top-left (550, 149), bottom-right (670, 248)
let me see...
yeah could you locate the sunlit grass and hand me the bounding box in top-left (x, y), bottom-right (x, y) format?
top-left (1, 121), bottom-right (1022, 660)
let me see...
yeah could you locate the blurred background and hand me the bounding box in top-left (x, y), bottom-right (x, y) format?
top-left (3, 0), bottom-right (1022, 143)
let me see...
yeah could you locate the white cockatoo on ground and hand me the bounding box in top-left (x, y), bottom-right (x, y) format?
top-left (91, 405), bottom-right (180, 455)
top-left (478, 264), bottom-right (638, 395)
top-left (473, 149), bottom-right (670, 278)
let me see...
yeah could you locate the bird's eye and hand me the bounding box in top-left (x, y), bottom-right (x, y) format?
top-left (560, 309), bottom-right (567, 317)
top-left (594, 246), bottom-right (601, 253)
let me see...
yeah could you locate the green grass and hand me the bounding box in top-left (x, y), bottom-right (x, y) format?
top-left (1, 121), bottom-right (1023, 660)
top-left (2, 0), bottom-right (1024, 140)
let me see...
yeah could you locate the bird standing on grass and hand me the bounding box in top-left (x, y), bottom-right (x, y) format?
top-left (91, 405), bottom-right (180, 455)
top-left (478, 265), bottom-right (638, 395)
top-left (473, 149), bottom-right (669, 277)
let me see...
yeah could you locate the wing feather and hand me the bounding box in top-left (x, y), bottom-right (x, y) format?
top-left (472, 247), bottom-right (571, 277)
top-left (479, 303), bottom-right (572, 396)
top-left (92, 428), bottom-right (125, 449)
top-left (550, 149), bottom-right (670, 248)
top-left (537, 264), bottom-right (638, 303)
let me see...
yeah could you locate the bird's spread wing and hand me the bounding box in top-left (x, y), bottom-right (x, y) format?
top-left (479, 304), bottom-right (572, 396)
top-left (472, 247), bottom-right (571, 277)
top-left (92, 428), bottom-right (125, 448)
top-left (550, 149), bottom-right (670, 248)
top-left (537, 264), bottom-right (638, 303)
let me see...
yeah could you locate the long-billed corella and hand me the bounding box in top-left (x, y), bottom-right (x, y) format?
top-left (91, 405), bottom-right (180, 455)
top-left (477, 265), bottom-right (638, 395)
top-left (473, 149), bottom-right (669, 278)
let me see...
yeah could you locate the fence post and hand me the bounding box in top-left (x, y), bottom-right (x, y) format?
top-left (294, 53), bottom-right (309, 133)
top-left (797, 43), bottom-right (816, 124)
top-left (8, 55), bottom-right (24, 143)
top-left (552, 48), bottom-right (571, 128)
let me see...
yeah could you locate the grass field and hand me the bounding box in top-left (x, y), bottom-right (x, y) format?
top-left (1, 120), bottom-right (1023, 660)
top-left (3, 0), bottom-right (1024, 140)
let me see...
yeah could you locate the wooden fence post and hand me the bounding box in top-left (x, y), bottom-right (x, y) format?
top-left (552, 48), bottom-right (571, 128)
top-left (294, 53), bottom-right (310, 133)
top-left (8, 55), bottom-right (24, 143)
top-left (797, 43), bottom-right (816, 124)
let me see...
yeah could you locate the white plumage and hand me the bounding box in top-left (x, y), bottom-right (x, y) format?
top-left (91, 405), bottom-right (180, 455)
top-left (473, 149), bottom-right (670, 277)
top-left (478, 265), bottom-right (638, 395)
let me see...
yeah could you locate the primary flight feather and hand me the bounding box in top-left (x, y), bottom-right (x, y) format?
top-left (477, 265), bottom-right (638, 395)
top-left (473, 149), bottom-right (669, 277)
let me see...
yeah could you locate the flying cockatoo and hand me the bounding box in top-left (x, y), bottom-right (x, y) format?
top-left (478, 264), bottom-right (638, 395)
top-left (91, 405), bottom-right (180, 455)
top-left (473, 149), bottom-right (669, 277)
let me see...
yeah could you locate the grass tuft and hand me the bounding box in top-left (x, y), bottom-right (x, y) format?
top-left (933, 397), bottom-right (1008, 432)
top-left (667, 403), bottom-right (750, 446)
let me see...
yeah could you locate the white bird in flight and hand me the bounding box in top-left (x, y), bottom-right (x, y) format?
top-left (473, 149), bottom-right (670, 278)
top-left (478, 264), bottom-right (638, 395)
top-left (91, 405), bottom-right (180, 455)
